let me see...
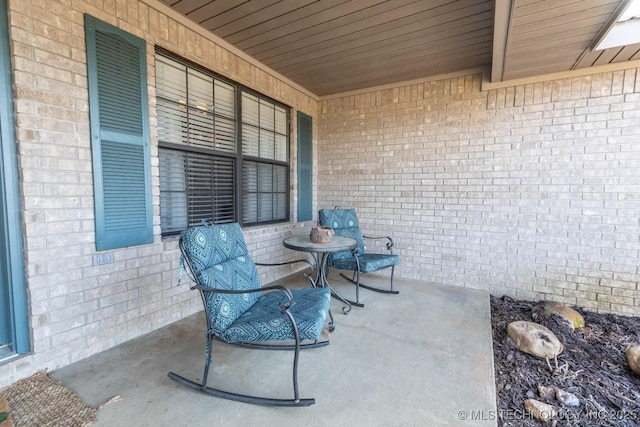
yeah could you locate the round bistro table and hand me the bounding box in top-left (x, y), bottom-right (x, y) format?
top-left (283, 235), bottom-right (359, 327)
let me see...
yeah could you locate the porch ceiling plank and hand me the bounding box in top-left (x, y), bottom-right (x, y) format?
top-left (210, 0), bottom-right (319, 38)
top-left (167, 0), bottom-right (214, 15)
top-left (507, 34), bottom-right (598, 58)
top-left (509, 4), bottom-right (617, 35)
top-left (259, 0), bottom-right (491, 68)
top-left (234, 0), bottom-right (392, 51)
top-left (199, 0), bottom-right (282, 30)
top-left (592, 45), bottom-right (627, 65)
top-left (509, 21), bottom-right (605, 44)
top-left (247, 0), bottom-right (472, 60)
top-left (512, 0), bottom-right (620, 26)
top-left (278, 16), bottom-right (492, 78)
top-left (308, 53), bottom-right (491, 95)
top-left (282, 28), bottom-right (493, 82)
top-left (183, 0), bottom-right (254, 25)
top-left (573, 48), bottom-right (606, 69)
top-left (223, 0), bottom-right (348, 46)
top-left (515, 0), bottom-right (549, 6)
top-left (296, 42), bottom-right (492, 89)
top-left (506, 44), bottom-right (594, 70)
top-left (505, 60), bottom-right (588, 80)
top-left (611, 44), bottom-right (640, 62)
top-left (269, 6), bottom-right (492, 73)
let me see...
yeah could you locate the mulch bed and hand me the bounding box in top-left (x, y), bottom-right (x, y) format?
top-left (491, 295), bottom-right (640, 426)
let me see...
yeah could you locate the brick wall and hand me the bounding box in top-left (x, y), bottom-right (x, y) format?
top-left (318, 71), bottom-right (640, 316)
top-left (0, 0), bottom-right (317, 387)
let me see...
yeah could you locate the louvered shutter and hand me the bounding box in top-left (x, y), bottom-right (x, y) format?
top-left (85, 15), bottom-right (152, 250)
top-left (297, 112), bottom-right (313, 222)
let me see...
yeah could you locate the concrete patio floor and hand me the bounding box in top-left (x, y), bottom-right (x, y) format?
top-left (54, 272), bottom-right (497, 426)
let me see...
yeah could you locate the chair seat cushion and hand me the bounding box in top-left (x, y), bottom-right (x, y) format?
top-left (220, 287), bottom-right (331, 343)
top-left (331, 253), bottom-right (399, 273)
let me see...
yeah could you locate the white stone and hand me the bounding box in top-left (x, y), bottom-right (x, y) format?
top-left (556, 389), bottom-right (580, 407)
top-left (625, 345), bottom-right (640, 376)
top-left (507, 321), bottom-right (564, 359)
top-left (524, 399), bottom-right (557, 422)
top-left (537, 384), bottom-right (555, 399)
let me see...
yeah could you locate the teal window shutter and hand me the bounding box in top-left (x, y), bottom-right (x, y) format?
top-left (297, 112), bottom-right (312, 222)
top-left (85, 15), bottom-right (152, 250)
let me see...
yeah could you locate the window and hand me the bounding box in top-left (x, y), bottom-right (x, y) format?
top-left (241, 93), bottom-right (289, 224)
top-left (156, 52), bottom-right (290, 235)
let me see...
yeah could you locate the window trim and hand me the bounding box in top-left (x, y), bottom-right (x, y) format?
top-left (0, 0), bottom-right (29, 354)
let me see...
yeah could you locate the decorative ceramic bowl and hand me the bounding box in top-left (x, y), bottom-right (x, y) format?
top-left (310, 226), bottom-right (333, 243)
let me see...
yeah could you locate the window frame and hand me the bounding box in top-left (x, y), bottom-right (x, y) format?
top-left (155, 49), bottom-right (291, 236)
top-left (0, 0), bottom-right (29, 354)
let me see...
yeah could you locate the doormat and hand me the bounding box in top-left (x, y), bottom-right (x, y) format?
top-left (0, 371), bottom-right (97, 427)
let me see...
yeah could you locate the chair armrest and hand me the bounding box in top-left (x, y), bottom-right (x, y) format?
top-left (255, 259), bottom-right (314, 287)
top-left (362, 235), bottom-right (395, 251)
top-left (192, 283), bottom-right (294, 311)
top-left (255, 259), bottom-right (313, 270)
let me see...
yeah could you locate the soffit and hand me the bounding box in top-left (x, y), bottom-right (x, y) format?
top-left (159, 0), bottom-right (639, 96)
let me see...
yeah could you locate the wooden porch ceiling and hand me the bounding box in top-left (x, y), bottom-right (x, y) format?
top-left (159, 0), bottom-right (640, 96)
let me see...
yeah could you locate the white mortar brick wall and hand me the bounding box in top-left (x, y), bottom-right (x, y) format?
top-left (1, 0), bottom-right (317, 387)
top-left (318, 72), bottom-right (640, 317)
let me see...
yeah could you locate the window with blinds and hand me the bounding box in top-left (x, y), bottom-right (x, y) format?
top-left (241, 93), bottom-right (289, 224)
top-left (156, 52), bottom-right (290, 235)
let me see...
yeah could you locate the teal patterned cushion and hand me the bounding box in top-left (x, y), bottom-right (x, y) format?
top-left (332, 253), bottom-right (400, 273)
top-left (318, 209), bottom-right (364, 262)
top-left (198, 256), bottom-right (261, 333)
top-left (181, 223), bottom-right (260, 333)
top-left (221, 287), bottom-right (331, 343)
top-left (181, 223), bottom-right (250, 273)
top-left (318, 208), bottom-right (399, 272)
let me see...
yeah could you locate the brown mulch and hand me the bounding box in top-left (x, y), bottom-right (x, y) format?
top-left (491, 295), bottom-right (640, 426)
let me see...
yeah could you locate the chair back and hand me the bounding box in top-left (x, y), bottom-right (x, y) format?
top-left (318, 208), bottom-right (365, 261)
top-left (180, 223), bottom-right (261, 333)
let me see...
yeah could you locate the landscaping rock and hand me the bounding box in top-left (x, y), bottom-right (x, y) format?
top-left (556, 388), bottom-right (580, 407)
top-left (507, 321), bottom-right (564, 359)
top-left (626, 345), bottom-right (640, 376)
top-left (524, 399), bottom-right (557, 422)
top-left (532, 301), bottom-right (585, 330)
top-left (537, 384), bottom-right (555, 400)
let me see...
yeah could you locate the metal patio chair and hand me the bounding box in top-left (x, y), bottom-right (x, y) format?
top-left (318, 208), bottom-right (400, 307)
top-left (168, 222), bottom-right (331, 407)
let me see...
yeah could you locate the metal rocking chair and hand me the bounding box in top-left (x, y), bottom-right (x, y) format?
top-left (168, 222), bottom-right (331, 407)
top-left (318, 208), bottom-right (400, 307)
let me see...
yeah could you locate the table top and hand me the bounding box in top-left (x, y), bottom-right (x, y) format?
top-left (283, 235), bottom-right (358, 253)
